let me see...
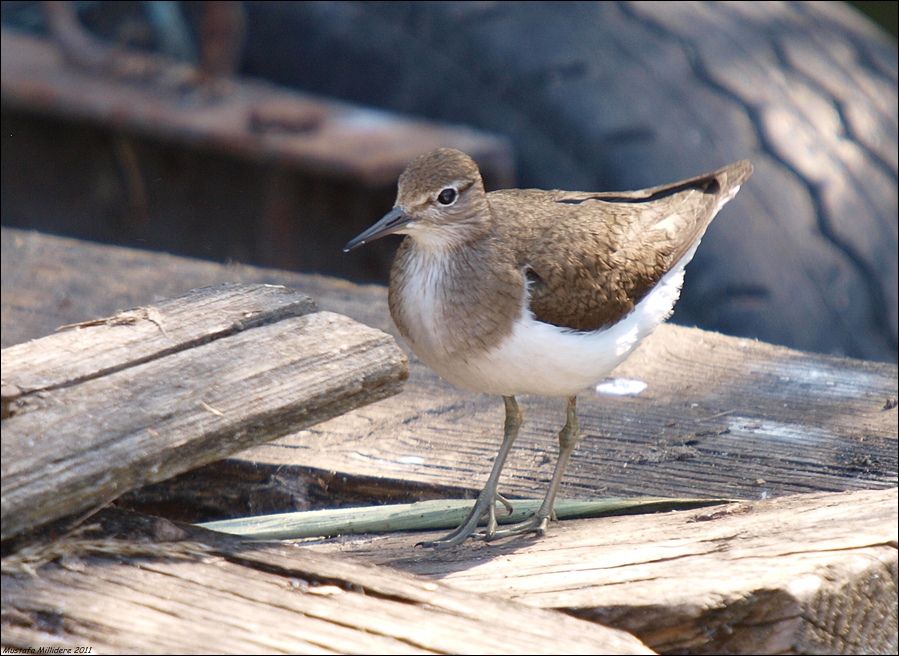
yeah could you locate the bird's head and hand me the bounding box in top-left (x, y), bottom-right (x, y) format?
top-left (344, 148), bottom-right (490, 252)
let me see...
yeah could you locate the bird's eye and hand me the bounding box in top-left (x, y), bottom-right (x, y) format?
top-left (437, 187), bottom-right (458, 206)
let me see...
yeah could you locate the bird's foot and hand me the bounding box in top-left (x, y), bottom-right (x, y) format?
top-left (483, 511), bottom-right (551, 541)
top-left (418, 493), bottom-right (513, 549)
top-left (495, 492), bottom-right (514, 515)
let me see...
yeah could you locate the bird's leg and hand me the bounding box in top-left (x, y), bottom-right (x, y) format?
top-left (487, 396), bottom-right (579, 540)
top-left (420, 395), bottom-right (522, 548)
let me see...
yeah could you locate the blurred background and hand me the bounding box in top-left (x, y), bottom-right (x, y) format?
top-left (1, 1), bottom-right (897, 362)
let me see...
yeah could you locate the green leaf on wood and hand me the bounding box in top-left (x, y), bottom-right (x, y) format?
top-left (197, 497), bottom-right (732, 540)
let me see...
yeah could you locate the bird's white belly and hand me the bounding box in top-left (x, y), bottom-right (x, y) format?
top-left (418, 249), bottom-right (694, 397)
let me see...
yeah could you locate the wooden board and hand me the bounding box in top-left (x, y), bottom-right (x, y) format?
top-left (1, 283), bottom-right (408, 541)
top-left (2, 282), bottom-right (316, 401)
top-left (0, 28), bottom-right (513, 188)
top-left (0, 512), bottom-right (651, 655)
top-left (254, 319), bottom-right (896, 504)
top-left (2, 228), bottom-right (896, 522)
top-left (2, 231), bottom-right (896, 655)
top-left (307, 488), bottom-right (898, 655)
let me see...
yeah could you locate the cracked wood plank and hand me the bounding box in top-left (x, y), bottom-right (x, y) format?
top-left (253, 320), bottom-right (896, 504)
top-left (307, 488), bottom-right (898, 655)
top-left (0, 283), bottom-right (408, 541)
top-left (1, 282), bottom-right (315, 405)
top-left (0, 512), bottom-right (651, 655)
top-left (2, 228), bottom-right (896, 523)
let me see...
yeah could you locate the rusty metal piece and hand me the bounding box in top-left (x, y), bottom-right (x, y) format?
top-left (0, 28), bottom-right (513, 187)
top-left (111, 136), bottom-right (150, 227)
top-left (198, 1), bottom-right (246, 80)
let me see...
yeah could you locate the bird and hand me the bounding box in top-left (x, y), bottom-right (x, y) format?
top-left (344, 148), bottom-right (752, 547)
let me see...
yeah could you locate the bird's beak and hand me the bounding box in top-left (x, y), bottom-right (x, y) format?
top-left (343, 207), bottom-right (412, 252)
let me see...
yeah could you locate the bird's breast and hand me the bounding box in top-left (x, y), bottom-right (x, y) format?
top-left (388, 244), bottom-right (525, 385)
top-left (390, 253), bottom-right (455, 358)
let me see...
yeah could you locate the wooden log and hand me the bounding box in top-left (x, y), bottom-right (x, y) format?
top-left (2, 228), bottom-right (896, 518)
top-left (0, 512), bottom-right (652, 655)
top-left (308, 488), bottom-right (899, 655)
top-left (1, 284), bottom-right (408, 541)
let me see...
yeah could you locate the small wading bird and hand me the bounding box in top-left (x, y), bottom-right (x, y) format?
top-left (345, 148), bottom-right (752, 547)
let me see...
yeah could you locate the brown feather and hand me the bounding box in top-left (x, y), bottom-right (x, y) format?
top-left (489, 161), bottom-right (753, 331)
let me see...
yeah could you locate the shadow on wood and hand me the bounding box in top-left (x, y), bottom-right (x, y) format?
top-left (307, 488), bottom-right (899, 655)
top-left (1, 229), bottom-right (897, 655)
top-left (1, 510), bottom-right (651, 655)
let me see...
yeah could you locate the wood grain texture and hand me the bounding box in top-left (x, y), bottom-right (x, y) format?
top-left (1, 282), bottom-right (316, 403)
top-left (0, 513), bottom-right (652, 655)
top-left (1, 284), bottom-right (408, 541)
top-left (2, 229), bottom-right (896, 516)
top-left (1, 222), bottom-right (896, 655)
top-left (308, 488), bottom-right (898, 655)
top-left (254, 321), bottom-right (896, 504)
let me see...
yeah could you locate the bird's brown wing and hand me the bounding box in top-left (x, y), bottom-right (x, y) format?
top-left (490, 160), bottom-right (752, 332)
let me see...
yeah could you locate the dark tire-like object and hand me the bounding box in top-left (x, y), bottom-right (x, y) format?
top-left (242, 2), bottom-right (898, 362)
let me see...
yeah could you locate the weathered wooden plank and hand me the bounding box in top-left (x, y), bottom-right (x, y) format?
top-left (307, 488), bottom-right (898, 655)
top-left (0, 227), bottom-right (394, 349)
top-left (2, 228), bottom-right (897, 516)
top-left (0, 28), bottom-right (513, 188)
top-left (1, 285), bottom-right (408, 541)
top-left (1, 282), bottom-right (316, 405)
top-left (0, 513), bottom-right (652, 655)
top-left (248, 323), bottom-right (896, 504)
